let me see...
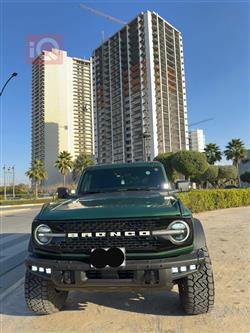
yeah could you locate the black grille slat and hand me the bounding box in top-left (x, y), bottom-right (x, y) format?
top-left (55, 218), bottom-right (163, 234)
top-left (59, 236), bottom-right (160, 251)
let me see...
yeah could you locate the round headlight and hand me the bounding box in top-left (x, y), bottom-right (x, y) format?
top-left (34, 224), bottom-right (52, 245)
top-left (167, 220), bottom-right (190, 244)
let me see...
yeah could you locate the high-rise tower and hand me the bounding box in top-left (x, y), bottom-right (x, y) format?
top-left (92, 11), bottom-right (189, 164)
top-left (31, 49), bottom-right (93, 185)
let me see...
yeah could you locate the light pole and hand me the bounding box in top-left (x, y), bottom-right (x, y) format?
top-left (0, 72), bottom-right (18, 97)
top-left (2, 165), bottom-right (15, 199)
top-left (3, 166), bottom-right (7, 200)
top-left (12, 166), bottom-right (15, 198)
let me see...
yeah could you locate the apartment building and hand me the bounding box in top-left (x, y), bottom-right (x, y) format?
top-left (31, 49), bottom-right (93, 185)
top-left (92, 11), bottom-right (189, 164)
top-left (189, 129), bottom-right (205, 152)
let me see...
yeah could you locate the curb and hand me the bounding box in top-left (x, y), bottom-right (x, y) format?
top-left (0, 203), bottom-right (47, 209)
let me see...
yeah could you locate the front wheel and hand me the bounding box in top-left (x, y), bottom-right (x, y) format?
top-left (24, 270), bottom-right (68, 315)
top-left (178, 247), bottom-right (215, 315)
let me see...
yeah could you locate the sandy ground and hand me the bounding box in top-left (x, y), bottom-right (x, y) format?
top-left (1, 206), bottom-right (250, 333)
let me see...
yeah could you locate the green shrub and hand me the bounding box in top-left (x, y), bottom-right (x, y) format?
top-left (177, 189), bottom-right (250, 213)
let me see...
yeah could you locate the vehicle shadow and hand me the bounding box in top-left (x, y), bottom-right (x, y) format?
top-left (66, 289), bottom-right (184, 316)
top-left (1, 288), bottom-right (184, 317)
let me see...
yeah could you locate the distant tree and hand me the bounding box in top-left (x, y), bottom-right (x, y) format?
top-left (224, 138), bottom-right (247, 183)
top-left (26, 160), bottom-right (47, 198)
top-left (15, 183), bottom-right (29, 194)
top-left (172, 151), bottom-right (208, 180)
top-left (218, 165), bottom-right (238, 184)
top-left (54, 151), bottom-right (73, 186)
top-left (240, 170), bottom-right (250, 184)
top-left (204, 143), bottom-right (222, 165)
top-left (154, 152), bottom-right (177, 182)
top-left (201, 165), bottom-right (219, 187)
top-left (73, 153), bottom-right (94, 181)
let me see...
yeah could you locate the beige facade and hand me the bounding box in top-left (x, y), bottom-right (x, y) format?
top-left (31, 49), bottom-right (92, 185)
top-left (189, 129), bottom-right (205, 152)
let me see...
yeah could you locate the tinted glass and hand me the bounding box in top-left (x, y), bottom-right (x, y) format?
top-left (79, 166), bottom-right (167, 194)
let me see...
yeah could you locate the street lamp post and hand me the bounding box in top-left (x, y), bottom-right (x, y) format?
top-left (1, 73), bottom-right (18, 199)
top-left (12, 166), bottom-right (15, 198)
top-left (2, 165), bottom-right (15, 199)
top-left (3, 166), bottom-right (7, 200)
top-left (0, 72), bottom-right (18, 97)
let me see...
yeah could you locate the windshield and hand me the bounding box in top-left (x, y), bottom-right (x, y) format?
top-left (78, 166), bottom-right (167, 194)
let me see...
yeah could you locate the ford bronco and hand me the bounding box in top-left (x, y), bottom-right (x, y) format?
top-left (25, 162), bottom-right (214, 315)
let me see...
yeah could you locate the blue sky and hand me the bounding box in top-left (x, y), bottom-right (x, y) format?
top-left (0, 0), bottom-right (249, 184)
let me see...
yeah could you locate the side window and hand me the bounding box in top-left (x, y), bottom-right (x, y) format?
top-left (81, 172), bottom-right (92, 192)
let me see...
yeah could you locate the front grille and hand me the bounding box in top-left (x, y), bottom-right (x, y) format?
top-left (35, 217), bottom-right (192, 254)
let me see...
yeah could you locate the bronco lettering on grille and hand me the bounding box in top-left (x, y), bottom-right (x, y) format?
top-left (67, 231), bottom-right (151, 238)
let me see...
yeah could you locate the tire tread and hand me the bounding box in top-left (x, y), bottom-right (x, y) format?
top-left (178, 247), bottom-right (215, 315)
top-left (24, 270), bottom-right (68, 315)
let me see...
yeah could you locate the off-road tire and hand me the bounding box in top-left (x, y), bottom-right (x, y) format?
top-left (25, 270), bottom-right (68, 315)
top-left (178, 247), bottom-right (215, 315)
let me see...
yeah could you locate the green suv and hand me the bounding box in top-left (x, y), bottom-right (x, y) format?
top-left (25, 162), bottom-right (214, 315)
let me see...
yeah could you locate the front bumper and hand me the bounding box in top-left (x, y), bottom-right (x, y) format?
top-left (25, 249), bottom-right (205, 291)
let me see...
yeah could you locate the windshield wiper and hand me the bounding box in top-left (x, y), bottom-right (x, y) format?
top-left (116, 187), bottom-right (157, 191)
top-left (80, 191), bottom-right (103, 194)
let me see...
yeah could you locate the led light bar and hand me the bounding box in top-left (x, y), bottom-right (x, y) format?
top-left (171, 267), bottom-right (178, 273)
top-left (171, 264), bottom-right (197, 274)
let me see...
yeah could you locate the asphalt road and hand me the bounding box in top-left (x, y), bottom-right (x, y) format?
top-left (0, 205), bottom-right (249, 333)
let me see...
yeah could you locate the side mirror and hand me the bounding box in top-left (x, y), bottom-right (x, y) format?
top-left (57, 187), bottom-right (70, 199)
top-left (175, 181), bottom-right (191, 192)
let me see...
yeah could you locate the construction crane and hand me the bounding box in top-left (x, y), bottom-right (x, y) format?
top-left (189, 118), bottom-right (214, 128)
top-left (79, 3), bottom-right (126, 25)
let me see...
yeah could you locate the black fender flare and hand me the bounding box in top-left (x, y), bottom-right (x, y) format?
top-left (192, 218), bottom-right (207, 250)
top-left (27, 236), bottom-right (34, 253)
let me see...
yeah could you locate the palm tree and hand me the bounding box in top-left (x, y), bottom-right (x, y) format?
top-left (54, 151), bottom-right (73, 186)
top-left (224, 138), bottom-right (247, 184)
top-left (26, 160), bottom-right (47, 199)
top-left (73, 153), bottom-right (94, 181)
top-left (204, 143), bottom-right (222, 165)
